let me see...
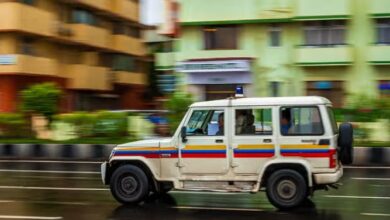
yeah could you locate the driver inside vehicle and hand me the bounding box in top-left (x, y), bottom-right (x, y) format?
top-left (216, 112), bottom-right (224, 135)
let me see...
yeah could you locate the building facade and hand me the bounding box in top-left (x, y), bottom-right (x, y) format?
top-left (0, 0), bottom-right (148, 112)
top-left (156, 0), bottom-right (390, 107)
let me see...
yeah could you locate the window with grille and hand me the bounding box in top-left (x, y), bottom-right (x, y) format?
top-left (303, 21), bottom-right (346, 46)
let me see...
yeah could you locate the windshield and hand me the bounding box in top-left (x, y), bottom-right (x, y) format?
top-left (327, 107), bottom-right (338, 134)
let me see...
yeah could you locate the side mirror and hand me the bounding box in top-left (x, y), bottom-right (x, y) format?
top-left (181, 126), bottom-right (187, 143)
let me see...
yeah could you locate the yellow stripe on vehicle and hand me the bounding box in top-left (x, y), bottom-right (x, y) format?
top-left (237, 144), bottom-right (274, 149)
top-left (184, 145), bottom-right (226, 150)
top-left (280, 144), bottom-right (329, 149)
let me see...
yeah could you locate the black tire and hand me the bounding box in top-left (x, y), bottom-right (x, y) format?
top-left (338, 122), bottom-right (354, 165)
top-left (110, 165), bottom-right (149, 205)
top-left (266, 169), bottom-right (308, 210)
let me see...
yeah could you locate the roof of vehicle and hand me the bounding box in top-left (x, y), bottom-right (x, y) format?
top-left (190, 96), bottom-right (332, 108)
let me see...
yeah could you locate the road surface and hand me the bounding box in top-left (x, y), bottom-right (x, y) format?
top-left (0, 160), bottom-right (388, 220)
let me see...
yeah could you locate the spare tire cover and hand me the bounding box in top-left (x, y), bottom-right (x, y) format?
top-left (338, 122), bottom-right (354, 165)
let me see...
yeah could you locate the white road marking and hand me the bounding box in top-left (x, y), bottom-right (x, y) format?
top-left (0, 200), bottom-right (15, 203)
top-left (173, 206), bottom-right (263, 212)
top-left (0, 169), bottom-right (99, 175)
top-left (0, 215), bottom-right (62, 220)
top-left (16, 175), bottom-right (99, 180)
top-left (0, 186), bottom-right (109, 191)
top-left (0, 160), bottom-right (101, 164)
top-left (0, 200), bottom-right (90, 206)
top-left (324, 195), bottom-right (390, 200)
top-left (351, 177), bottom-right (390, 181)
top-left (344, 166), bottom-right (390, 169)
top-left (371, 185), bottom-right (390, 188)
top-left (361, 213), bottom-right (390, 217)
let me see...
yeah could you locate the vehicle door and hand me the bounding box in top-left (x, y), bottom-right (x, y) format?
top-left (277, 105), bottom-right (335, 168)
top-left (231, 106), bottom-right (276, 174)
top-left (178, 107), bottom-right (230, 175)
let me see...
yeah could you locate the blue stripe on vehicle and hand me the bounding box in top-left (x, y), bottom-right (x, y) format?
top-left (280, 149), bottom-right (329, 153)
top-left (234, 149), bottom-right (275, 153)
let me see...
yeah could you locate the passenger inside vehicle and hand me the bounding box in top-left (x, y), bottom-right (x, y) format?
top-left (242, 114), bottom-right (256, 134)
top-left (281, 109), bottom-right (292, 135)
top-left (236, 110), bottom-right (247, 134)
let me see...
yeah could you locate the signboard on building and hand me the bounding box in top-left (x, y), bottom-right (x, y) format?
top-left (0, 55), bottom-right (17, 65)
top-left (176, 60), bottom-right (251, 73)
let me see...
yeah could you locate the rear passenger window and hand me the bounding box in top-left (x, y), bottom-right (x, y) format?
top-left (235, 109), bottom-right (273, 135)
top-left (280, 107), bottom-right (323, 135)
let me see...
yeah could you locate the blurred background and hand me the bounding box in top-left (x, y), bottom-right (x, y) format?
top-left (0, 0), bottom-right (388, 147)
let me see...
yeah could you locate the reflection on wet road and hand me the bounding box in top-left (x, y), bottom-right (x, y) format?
top-left (0, 161), bottom-right (389, 220)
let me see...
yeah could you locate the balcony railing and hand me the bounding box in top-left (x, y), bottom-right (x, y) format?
top-left (114, 71), bottom-right (146, 85)
top-left (0, 54), bottom-right (58, 76)
top-left (69, 24), bottom-right (110, 48)
top-left (295, 45), bottom-right (353, 66)
top-left (0, 2), bottom-right (54, 36)
top-left (111, 35), bottom-right (146, 56)
top-left (295, 0), bottom-right (351, 20)
top-left (155, 52), bottom-right (175, 70)
top-left (370, 0), bottom-right (390, 18)
top-left (368, 45), bottom-right (390, 65)
top-left (110, 0), bottom-right (139, 22)
top-left (66, 64), bottom-right (111, 90)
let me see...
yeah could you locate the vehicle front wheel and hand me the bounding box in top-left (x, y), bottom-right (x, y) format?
top-left (110, 165), bottom-right (149, 205)
top-left (266, 169), bottom-right (308, 210)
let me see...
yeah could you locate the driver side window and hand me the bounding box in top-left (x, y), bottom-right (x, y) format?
top-left (186, 109), bottom-right (224, 136)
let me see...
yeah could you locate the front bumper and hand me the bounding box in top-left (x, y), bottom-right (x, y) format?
top-left (313, 167), bottom-right (343, 185)
top-left (101, 162), bottom-right (108, 185)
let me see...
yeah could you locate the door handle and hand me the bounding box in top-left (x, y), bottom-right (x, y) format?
top-left (215, 139), bottom-right (223, 143)
top-left (301, 139), bottom-right (317, 143)
top-left (263, 139), bottom-right (272, 143)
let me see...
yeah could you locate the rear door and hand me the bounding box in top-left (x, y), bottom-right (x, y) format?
top-left (231, 106), bottom-right (276, 174)
top-left (277, 105), bottom-right (335, 168)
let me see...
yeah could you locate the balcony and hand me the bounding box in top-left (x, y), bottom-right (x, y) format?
top-left (0, 54), bottom-right (58, 76)
top-left (0, 2), bottom-right (54, 36)
top-left (155, 52), bottom-right (175, 70)
top-left (295, 0), bottom-right (350, 20)
top-left (368, 45), bottom-right (390, 65)
top-left (111, 35), bottom-right (146, 56)
top-left (70, 0), bottom-right (110, 11)
top-left (114, 71), bottom-right (146, 85)
top-left (66, 64), bottom-right (111, 90)
top-left (110, 0), bottom-right (139, 22)
top-left (69, 24), bottom-right (110, 49)
top-left (295, 46), bottom-right (353, 66)
top-left (370, 0), bottom-right (390, 18)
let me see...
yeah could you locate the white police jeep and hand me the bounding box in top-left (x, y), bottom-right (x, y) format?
top-left (101, 96), bottom-right (353, 210)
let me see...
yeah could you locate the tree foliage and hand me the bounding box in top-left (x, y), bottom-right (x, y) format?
top-left (20, 83), bottom-right (62, 118)
top-left (164, 92), bottom-right (193, 133)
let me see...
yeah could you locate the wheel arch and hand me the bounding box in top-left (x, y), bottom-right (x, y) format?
top-left (257, 159), bottom-right (313, 189)
top-left (106, 159), bottom-right (159, 191)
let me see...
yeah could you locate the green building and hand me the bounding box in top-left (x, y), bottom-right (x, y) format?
top-left (156, 0), bottom-right (390, 107)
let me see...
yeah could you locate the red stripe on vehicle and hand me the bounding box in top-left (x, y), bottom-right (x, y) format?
top-left (234, 153), bottom-right (274, 158)
top-left (281, 152), bottom-right (330, 157)
top-left (182, 153), bottom-right (226, 158)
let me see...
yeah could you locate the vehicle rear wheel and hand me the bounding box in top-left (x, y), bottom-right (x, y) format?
top-left (338, 122), bottom-right (354, 165)
top-left (266, 169), bottom-right (308, 210)
top-left (110, 165), bottom-right (149, 204)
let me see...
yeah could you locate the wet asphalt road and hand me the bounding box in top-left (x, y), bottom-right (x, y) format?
top-left (0, 161), bottom-right (389, 220)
